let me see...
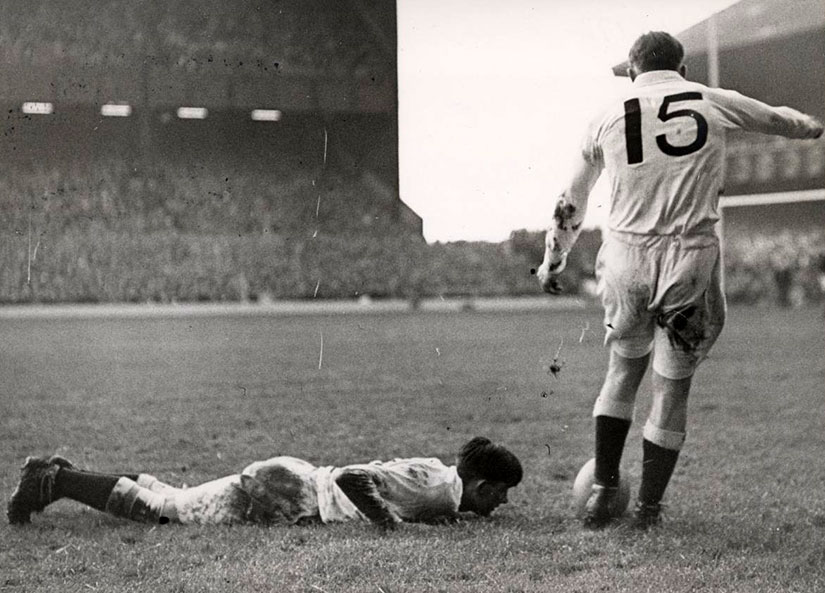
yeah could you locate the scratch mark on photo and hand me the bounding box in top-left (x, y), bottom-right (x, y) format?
top-left (579, 321), bottom-right (590, 343)
top-left (318, 331), bottom-right (324, 370)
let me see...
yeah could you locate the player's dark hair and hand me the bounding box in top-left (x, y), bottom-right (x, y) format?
top-left (456, 437), bottom-right (523, 487)
top-left (628, 31), bottom-right (684, 73)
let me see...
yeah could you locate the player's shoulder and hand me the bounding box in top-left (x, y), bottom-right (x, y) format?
top-left (340, 457), bottom-right (440, 469)
top-left (582, 93), bottom-right (626, 142)
top-left (697, 83), bottom-right (755, 107)
top-left (625, 77), bottom-right (745, 118)
top-left (384, 456), bottom-right (448, 468)
top-left (630, 76), bottom-right (709, 100)
top-left (376, 457), bottom-right (452, 478)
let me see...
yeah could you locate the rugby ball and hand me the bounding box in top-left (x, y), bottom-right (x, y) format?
top-left (571, 458), bottom-right (631, 519)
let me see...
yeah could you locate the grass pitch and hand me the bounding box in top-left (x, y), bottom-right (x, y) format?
top-left (1, 304), bottom-right (824, 592)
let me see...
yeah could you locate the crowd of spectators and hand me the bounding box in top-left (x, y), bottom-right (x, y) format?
top-left (0, 158), bottom-right (537, 303)
top-left (724, 230), bottom-right (825, 307)
top-left (1, 158), bottom-right (822, 305)
top-left (0, 160), bottom-right (398, 236)
top-left (0, 0), bottom-right (388, 77)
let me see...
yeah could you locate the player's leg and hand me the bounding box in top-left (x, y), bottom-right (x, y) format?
top-left (633, 370), bottom-right (691, 528)
top-left (584, 350), bottom-right (649, 528)
top-left (633, 238), bottom-right (726, 528)
top-left (54, 468), bottom-right (135, 512)
top-left (593, 350), bottom-right (649, 486)
top-left (584, 233), bottom-right (657, 528)
top-left (8, 455), bottom-right (177, 525)
top-left (7, 456), bottom-right (140, 524)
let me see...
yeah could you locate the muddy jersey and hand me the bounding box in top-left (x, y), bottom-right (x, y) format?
top-left (580, 70), bottom-right (820, 236)
top-left (320, 457), bottom-right (463, 523)
top-left (544, 70), bottom-right (822, 260)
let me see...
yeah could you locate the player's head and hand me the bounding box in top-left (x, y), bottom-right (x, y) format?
top-left (456, 437), bottom-right (523, 516)
top-left (627, 31), bottom-right (686, 80)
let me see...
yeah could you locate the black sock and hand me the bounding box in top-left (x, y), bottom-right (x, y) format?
top-left (639, 439), bottom-right (680, 505)
top-left (79, 469), bottom-right (141, 482)
top-left (54, 468), bottom-right (135, 512)
top-left (594, 415), bottom-right (632, 487)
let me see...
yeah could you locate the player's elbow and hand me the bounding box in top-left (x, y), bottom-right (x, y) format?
top-left (334, 468), bottom-right (373, 494)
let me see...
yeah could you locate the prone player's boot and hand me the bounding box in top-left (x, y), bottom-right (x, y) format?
top-left (7, 455), bottom-right (75, 524)
top-left (582, 483), bottom-right (619, 529)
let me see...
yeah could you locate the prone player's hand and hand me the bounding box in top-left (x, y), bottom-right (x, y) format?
top-left (415, 510), bottom-right (461, 525)
top-left (376, 513), bottom-right (403, 532)
top-left (424, 514), bottom-right (460, 526)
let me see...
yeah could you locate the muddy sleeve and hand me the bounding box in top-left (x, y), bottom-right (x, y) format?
top-left (334, 468), bottom-right (400, 528)
top-left (544, 150), bottom-right (602, 265)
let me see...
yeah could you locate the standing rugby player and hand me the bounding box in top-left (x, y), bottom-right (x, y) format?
top-left (537, 31), bottom-right (823, 529)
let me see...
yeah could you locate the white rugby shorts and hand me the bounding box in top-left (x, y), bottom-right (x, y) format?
top-left (137, 456), bottom-right (323, 525)
top-left (595, 231), bottom-right (726, 379)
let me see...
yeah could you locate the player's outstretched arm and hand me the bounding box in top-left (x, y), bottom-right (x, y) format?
top-left (335, 468), bottom-right (402, 530)
top-left (538, 151), bottom-right (601, 294)
top-left (712, 88), bottom-right (824, 139)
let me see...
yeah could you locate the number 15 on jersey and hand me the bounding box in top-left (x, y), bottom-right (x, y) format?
top-left (623, 92), bottom-right (709, 165)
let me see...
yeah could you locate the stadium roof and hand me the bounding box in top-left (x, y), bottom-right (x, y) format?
top-left (611, 0), bottom-right (825, 76)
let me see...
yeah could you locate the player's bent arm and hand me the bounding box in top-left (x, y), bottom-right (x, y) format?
top-left (335, 468), bottom-right (402, 529)
top-left (540, 152), bottom-right (602, 274)
top-left (712, 88), bottom-right (824, 139)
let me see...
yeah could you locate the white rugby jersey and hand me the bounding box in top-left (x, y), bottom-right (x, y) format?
top-left (319, 457), bottom-right (463, 523)
top-left (547, 70), bottom-right (822, 253)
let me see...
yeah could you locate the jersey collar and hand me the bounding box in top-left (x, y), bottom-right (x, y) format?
top-left (633, 70), bottom-right (685, 87)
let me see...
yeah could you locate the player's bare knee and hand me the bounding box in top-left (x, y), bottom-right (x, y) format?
top-left (596, 350), bottom-right (649, 419)
top-left (136, 473), bottom-right (179, 495)
top-left (592, 395), bottom-right (635, 421)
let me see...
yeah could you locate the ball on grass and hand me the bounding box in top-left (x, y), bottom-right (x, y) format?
top-left (571, 458), bottom-right (631, 519)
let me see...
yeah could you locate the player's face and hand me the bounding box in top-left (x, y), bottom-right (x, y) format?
top-left (472, 481), bottom-right (510, 516)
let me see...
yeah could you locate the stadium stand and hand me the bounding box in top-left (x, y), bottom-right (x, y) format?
top-left (0, 1), bottom-right (475, 303)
